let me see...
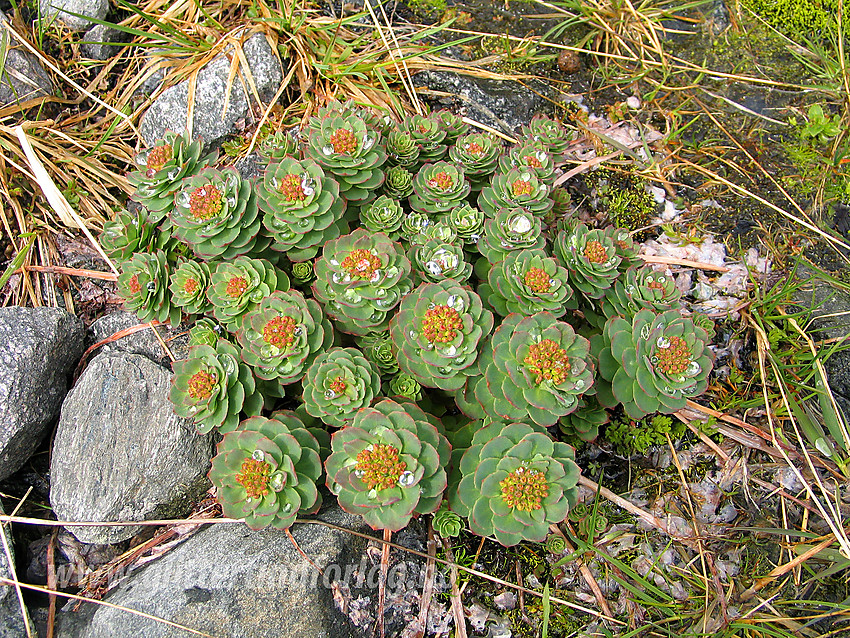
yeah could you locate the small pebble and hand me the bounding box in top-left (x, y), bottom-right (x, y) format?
top-left (557, 50), bottom-right (582, 74)
top-left (626, 95), bottom-right (641, 110)
top-left (493, 591), bottom-right (516, 610)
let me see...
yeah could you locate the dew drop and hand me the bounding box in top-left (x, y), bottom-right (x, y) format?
top-left (146, 282), bottom-right (157, 292)
top-left (270, 473), bottom-right (284, 492)
top-left (574, 379), bottom-right (585, 390)
top-left (167, 169), bottom-right (179, 180)
top-left (686, 361), bottom-right (701, 376)
top-left (187, 405), bottom-right (198, 415)
top-left (332, 483), bottom-right (342, 494)
top-left (368, 488), bottom-right (378, 499)
top-left (252, 449), bottom-right (265, 462)
top-left (362, 135), bottom-right (375, 151)
top-left (442, 345), bottom-right (458, 357)
top-left (656, 336), bottom-right (671, 349)
top-left (332, 272), bottom-right (343, 283)
top-left (507, 213), bottom-right (532, 235)
top-left (322, 144), bottom-right (335, 156)
top-left (324, 389), bottom-right (337, 400)
top-left (398, 471), bottom-right (415, 487)
top-left (330, 259), bottom-right (340, 266)
top-left (282, 503), bottom-right (292, 513)
top-left (409, 330), bottom-right (419, 339)
top-left (354, 468), bottom-right (365, 478)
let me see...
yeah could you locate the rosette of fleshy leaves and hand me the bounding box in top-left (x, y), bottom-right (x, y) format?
top-left (477, 208), bottom-right (546, 264)
top-left (557, 396), bottom-right (608, 445)
top-left (360, 195), bottom-right (404, 239)
top-left (553, 223), bottom-right (621, 301)
top-left (479, 249), bottom-right (573, 318)
top-left (478, 168), bottom-right (553, 219)
top-left (409, 162), bottom-right (470, 216)
top-left (305, 112), bottom-right (386, 203)
top-left (439, 204), bottom-right (484, 247)
top-left (594, 265), bottom-right (683, 329)
top-left (169, 258), bottom-right (212, 316)
top-left (451, 421), bottom-right (580, 546)
top-left (128, 130), bottom-right (215, 222)
top-left (433, 501), bottom-right (463, 537)
top-left (389, 280), bottom-right (494, 391)
top-left (382, 165), bottom-right (414, 200)
top-left (258, 129), bottom-right (301, 161)
top-left (290, 261), bottom-right (314, 286)
top-left (209, 413), bottom-right (323, 530)
top-left (302, 347), bottom-right (382, 428)
top-left (188, 317), bottom-right (225, 347)
top-left (100, 208), bottom-right (158, 265)
top-left (603, 225), bottom-right (642, 271)
top-left (388, 372), bottom-right (423, 402)
top-left (356, 332), bottom-right (400, 376)
top-left (117, 251), bottom-right (181, 325)
top-left (208, 257), bottom-right (289, 328)
top-left (520, 115), bottom-right (573, 162)
top-left (236, 290), bottom-right (332, 385)
top-left (325, 399), bottom-right (450, 531)
top-left (449, 133), bottom-right (502, 191)
top-left (257, 157), bottom-right (347, 262)
top-left (689, 312), bottom-right (716, 341)
top-left (312, 229), bottom-right (413, 336)
top-left (170, 340), bottom-right (262, 434)
top-left (597, 309), bottom-right (713, 418)
top-left (433, 109), bottom-right (469, 145)
top-left (472, 312), bottom-right (594, 426)
top-left (410, 238), bottom-right (472, 284)
top-left (497, 143), bottom-right (556, 185)
top-left (402, 216), bottom-right (457, 249)
top-left (171, 167), bottom-right (267, 261)
top-left (400, 113), bottom-right (448, 164)
top-left (385, 130), bottom-right (420, 168)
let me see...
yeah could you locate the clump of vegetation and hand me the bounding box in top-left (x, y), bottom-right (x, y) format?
top-left (605, 414), bottom-right (687, 456)
top-left (594, 170), bottom-right (658, 232)
top-left (744, 0), bottom-right (836, 41)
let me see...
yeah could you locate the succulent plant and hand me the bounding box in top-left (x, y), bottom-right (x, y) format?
top-left (325, 399), bottom-right (450, 531)
top-left (690, 311), bottom-right (716, 341)
top-left (449, 133), bottom-right (502, 190)
top-left (356, 332), bottom-right (400, 375)
top-left (208, 257), bottom-right (289, 328)
top-left (433, 502), bottom-right (463, 537)
top-left (388, 372), bottom-right (423, 401)
top-left (258, 129), bottom-right (301, 161)
top-left (551, 187), bottom-right (572, 216)
top-left (433, 109), bottom-right (469, 144)
top-left (402, 216), bottom-right (457, 248)
top-left (236, 290), bottom-right (332, 385)
top-left (497, 143), bottom-right (556, 184)
top-left (389, 280), bottom-right (494, 391)
top-left (451, 421), bottom-right (580, 546)
top-left (301, 347), bottom-right (382, 427)
top-left (410, 238), bottom-right (472, 283)
top-left (439, 204), bottom-right (484, 246)
top-left (128, 130), bottom-right (215, 222)
top-left (385, 130), bottom-right (420, 168)
top-left (557, 396), bottom-right (608, 444)
top-left (169, 258), bottom-right (212, 316)
top-left (596, 265), bottom-right (683, 328)
top-left (360, 195), bottom-right (404, 239)
top-left (520, 115), bottom-right (573, 162)
top-left (597, 309), bottom-right (713, 418)
top-left (553, 223), bottom-right (621, 301)
top-left (478, 169), bottom-right (553, 219)
top-left (100, 208), bottom-right (158, 265)
top-left (382, 165), bottom-right (414, 200)
top-left (478, 249), bottom-right (573, 318)
top-left (305, 112), bottom-right (386, 203)
top-left (477, 207), bottom-right (546, 264)
top-left (409, 162), bottom-right (470, 216)
top-left (257, 157), bottom-right (347, 262)
top-left (312, 229), bottom-right (413, 335)
top-left (209, 413), bottom-right (323, 530)
top-left (171, 167), bottom-right (266, 260)
top-left (170, 340), bottom-right (262, 434)
top-left (290, 261), bottom-right (315, 286)
top-left (401, 114), bottom-right (448, 164)
top-left (603, 225), bottom-right (642, 271)
top-left (187, 317), bottom-right (225, 347)
top-left (117, 250), bottom-right (181, 325)
top-left (472, 312), bottom-right (594, 426)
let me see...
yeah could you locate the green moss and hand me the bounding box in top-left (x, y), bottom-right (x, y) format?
top-left (586, 169), bottom-right (657, 234)
top-left (743, 0), bottom-right (836, 41)
top-left (406, 0), bottom-right (447, 16)
top-left (604, 414), bottom-right (686, 456)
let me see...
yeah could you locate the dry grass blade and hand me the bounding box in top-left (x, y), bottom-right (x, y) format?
top-left (0, 514), bottom-right (32, 636)
top-left (548, 523), bottom-right (613, 621)
top-left (442, 537), bottom-right (468, 638)
top-left (413, 524), bottom-right (437, 638)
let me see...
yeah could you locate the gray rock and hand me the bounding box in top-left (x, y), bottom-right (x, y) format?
top-left (89, 311), bottom-right (189, 368)
top-left (55, 504), bottom-right (372, 638)
top-left (0, 306), bottom-right (84, 481)
top-left (81, 24), bottom-right (124, 61)
top-left (39, 0), bottom-right (109, 32)
top-left (413, 70), bottom-right (556, 134)
top-left (50, 352), bottom-right (214, 544)
top-left (140, 32), bottom-right (283, 150)
top-left (0, 12), bottom-right (53, 105)
top-left (0, 504), bottom-right (31, 638)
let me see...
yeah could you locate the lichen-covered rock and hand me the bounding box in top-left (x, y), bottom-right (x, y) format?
top-left (39, 0), bottom-right (108, 31)
top-left (0, 307), bottom-right (84, 481)
top-left (0, 12), bottom-right (53, 105)
top-left (140, 33), bottom-right (282, 149)
top-left (49, 352), bottom-right (215, 544)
